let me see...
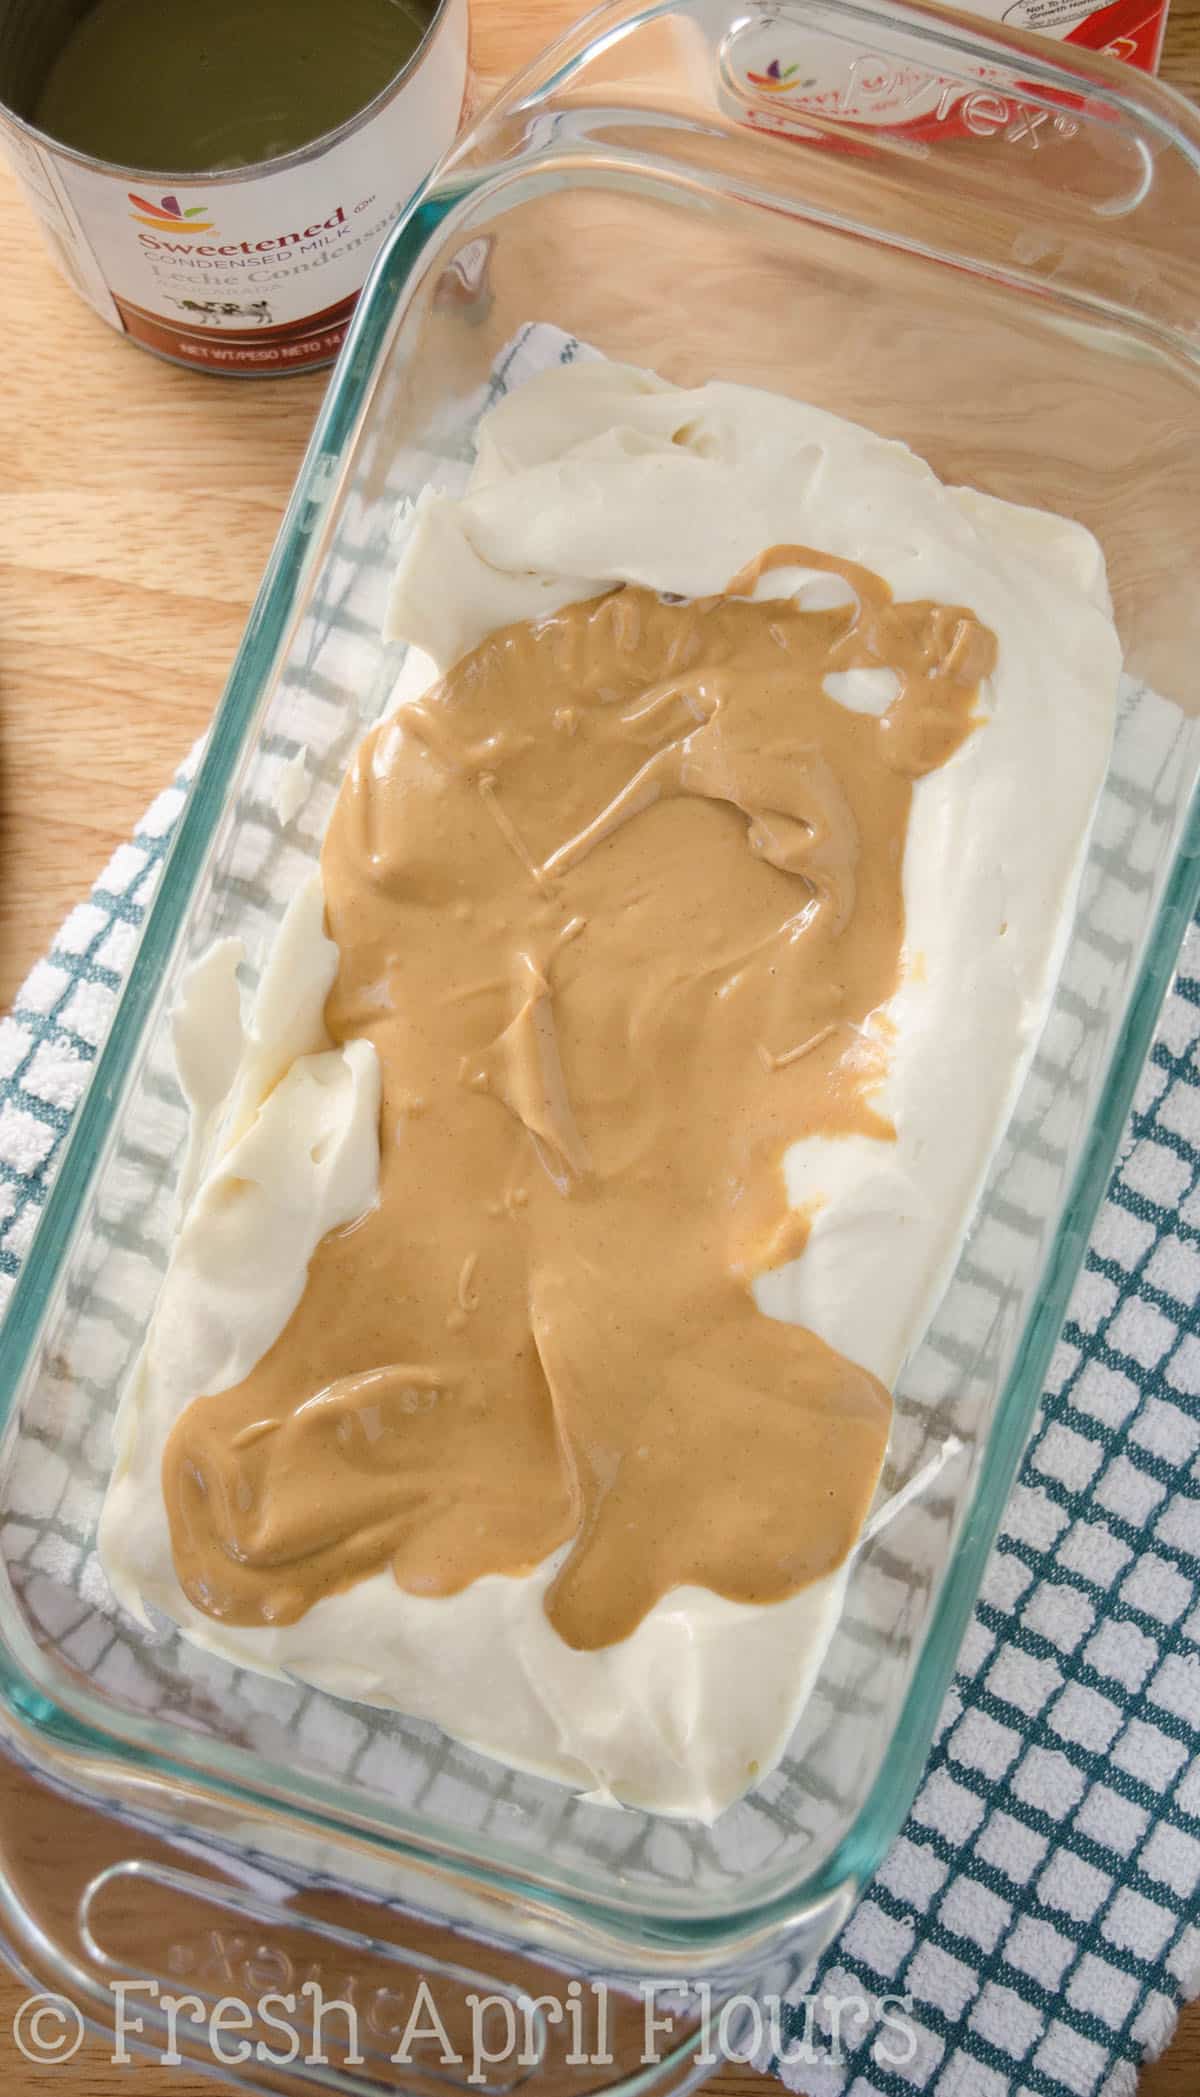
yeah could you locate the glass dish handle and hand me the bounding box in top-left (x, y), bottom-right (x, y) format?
top-left (0, 1746), bottom-right (721, 2097)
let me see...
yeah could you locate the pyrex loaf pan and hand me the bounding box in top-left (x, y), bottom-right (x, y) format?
top-left (0, 0), bottom-right (1197, 2034)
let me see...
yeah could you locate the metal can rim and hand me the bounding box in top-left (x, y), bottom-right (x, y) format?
top-left (0, 0), bottom-right (456, 186)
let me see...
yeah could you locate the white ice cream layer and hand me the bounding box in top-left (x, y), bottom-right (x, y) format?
top-left (99, 361), bottom-right (1120, 1820)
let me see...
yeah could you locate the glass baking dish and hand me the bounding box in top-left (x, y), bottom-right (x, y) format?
top-left (0, 0), bottom-right (1198, 2073)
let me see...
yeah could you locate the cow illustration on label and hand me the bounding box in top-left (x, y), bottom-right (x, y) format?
top-left (169, 296), bottom-right (274, 327)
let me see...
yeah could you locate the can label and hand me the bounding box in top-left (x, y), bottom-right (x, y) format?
top-left (0, 0), bottom-right (467, 374)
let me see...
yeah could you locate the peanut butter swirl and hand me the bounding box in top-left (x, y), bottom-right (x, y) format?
top-left (164, 547), bottom-right (994, 1651)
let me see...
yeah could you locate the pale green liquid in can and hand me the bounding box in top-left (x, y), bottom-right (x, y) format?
top-left (32, 0), bottom-right (434, 172)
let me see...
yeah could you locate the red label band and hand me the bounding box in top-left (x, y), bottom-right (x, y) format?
top-left (112, 291), bottom-right (359, 373)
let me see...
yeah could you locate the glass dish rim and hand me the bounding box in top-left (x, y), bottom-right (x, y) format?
top-left (2, 0), bottom-right (1199, 1957)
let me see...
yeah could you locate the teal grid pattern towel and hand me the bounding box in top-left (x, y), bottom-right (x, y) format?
top-left (751, 931), bottom-right (1200, 2093)
top-left (0, 330), bottom-right (1197, 2096)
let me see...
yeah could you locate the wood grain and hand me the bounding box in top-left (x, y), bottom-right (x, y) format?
top-left (0, 0), bottom-right (1197, 2090)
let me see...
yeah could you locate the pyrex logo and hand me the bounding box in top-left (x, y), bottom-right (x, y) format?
top-left (128, 191), bottom-right (215, 234)
top-left (730, 24), bottom-right (1089, 151)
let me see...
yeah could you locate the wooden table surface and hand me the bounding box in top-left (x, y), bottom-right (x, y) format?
top-left (0, 1), bottom-right (1197, 2091)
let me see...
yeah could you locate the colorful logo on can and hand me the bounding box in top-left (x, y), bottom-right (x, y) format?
top-left (128, 192), bottom-right (215, 233)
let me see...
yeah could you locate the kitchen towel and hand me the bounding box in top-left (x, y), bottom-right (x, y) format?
top-left (752, 893), bottom-right (1200, 2097)
top-left (0, 323), bottom-right (1197, 2097)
